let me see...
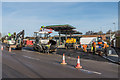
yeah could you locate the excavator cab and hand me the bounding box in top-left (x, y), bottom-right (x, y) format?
top-left (65, 38), bottom-right (77, 49)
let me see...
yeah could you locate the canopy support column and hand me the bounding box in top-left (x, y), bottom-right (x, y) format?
top-left (59, 31), bottom-right (61, 45)
top-left (65, 33), bottom-right (67, 40)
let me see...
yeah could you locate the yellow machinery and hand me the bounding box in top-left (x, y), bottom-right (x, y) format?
top-left (65, 38), bottom-right (77, 49)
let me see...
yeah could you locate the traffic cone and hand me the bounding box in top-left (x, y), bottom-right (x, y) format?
top-left (61, 54), bottom-right (67, 64)
top-left (1, 46), bottom-right (3, 51)
top-left (9, 47), bottom-right (11, 52)
top-left (75, 56), bottom-right (82, 69)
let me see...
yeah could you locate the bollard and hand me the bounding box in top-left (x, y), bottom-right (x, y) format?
top-left (9, 47), bottom-right (11, 52)
top-left (75, 56), bottom-right (82, 69)
top-left (1, 46), bottom-right (3, 51)
top-left (61, 54), bottom-right (67, 64)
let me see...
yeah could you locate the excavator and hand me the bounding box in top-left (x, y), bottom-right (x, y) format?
top-left (4, 30), bottom-right (24, 50)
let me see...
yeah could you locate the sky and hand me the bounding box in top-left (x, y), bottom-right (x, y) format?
top-left (2, 0), bottom-right (120, 2)
top-left (2, 2), bottom-right (118, 37)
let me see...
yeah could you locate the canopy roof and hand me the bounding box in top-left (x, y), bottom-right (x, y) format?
top-left (60, 30), bottom-right (82, 34)
top-left (45, 24), bottom-right (76, 31)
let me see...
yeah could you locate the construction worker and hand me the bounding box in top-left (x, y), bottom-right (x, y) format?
top-left (82, 44), bottom-right (87, 52)
top-left (41, 26), bottom-right (45, 30)
top-left (7, 32), bottom-right (11, 40)
top-left (92, 41), bottom-right (96, 55)
top-left (45, 41), bottom-right (51, 53)
top-left (40, 27), bottom-right (42, 31)
top-left (8, 32), bottom-right (11, 37)
top-left (103, 42), bottom-right (109, 56)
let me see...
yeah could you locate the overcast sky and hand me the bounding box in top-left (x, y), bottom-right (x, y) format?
top-left (2, 2), bottom-right (118, 36)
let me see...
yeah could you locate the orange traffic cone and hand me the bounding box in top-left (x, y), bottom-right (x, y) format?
top-left (75, 56), bottom-right (82, 69)
top-left (61, 54), bottom-right (67, 64)
top-left (9, 47), bottom-right (11, 52)
top-left (1, 46), bottom-right (3, 51)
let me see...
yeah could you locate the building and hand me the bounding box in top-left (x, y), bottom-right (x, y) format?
top-left (115, 30), bottom-right (120, 48)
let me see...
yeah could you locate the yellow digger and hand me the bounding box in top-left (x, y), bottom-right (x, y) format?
top-left (65, 38), bottom-right (77, 49)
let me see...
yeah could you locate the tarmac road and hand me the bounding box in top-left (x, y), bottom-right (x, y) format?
top-left (2, 47), bottom-right (119, 78)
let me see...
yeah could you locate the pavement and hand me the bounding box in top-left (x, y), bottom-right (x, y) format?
top-left (102, 47), bottom-right (120, 65)
top-left (1, 46), bottom-right (119, 78)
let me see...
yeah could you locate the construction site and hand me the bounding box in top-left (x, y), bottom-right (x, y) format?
top-left (0, 1), bottom-right (120, 80)
top-left (0, 24), bottom-right (120, 79)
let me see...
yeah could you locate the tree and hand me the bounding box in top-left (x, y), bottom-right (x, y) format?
top-left (85, 31), bottom-right (94, 35)
top-left (106, 30), bottom-right (112, 34)
top-left (98, 31), bottom-right (103, 35)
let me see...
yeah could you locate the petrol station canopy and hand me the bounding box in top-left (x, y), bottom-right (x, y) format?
top-left (45, 24), bottom-right (75, 31)
top-left (45, 24), bottom-right (82, 35)
top-left (60, 30), bottom-right (82, 34)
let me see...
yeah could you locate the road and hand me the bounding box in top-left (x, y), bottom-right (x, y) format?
top-left (2, 47), bottom-right (119, 78)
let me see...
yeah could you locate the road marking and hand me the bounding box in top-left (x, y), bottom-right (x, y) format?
top-left (22, 49), bottom-right (48, 55)
top-left (22, 55), bottom-right (40, 60)
top-left (80, 69), bottom-right (101, 75)
top-left (10, 53), bottom-right (16, 54)
top-left (22, 49), bottom-right (34, 53)
top-left (103, 56), bottom-right (116, 63)
top-left (53, 62), bottom-right (102, 75)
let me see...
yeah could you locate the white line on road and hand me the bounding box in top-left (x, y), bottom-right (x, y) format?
top-left (102, 56), bottom-right (116, 63)
top-left (22, 49), bottom-right (34, 53)
top-left (22, 55), bottom-right (40, 60)
top-left (80, 69), bottom-right (102, 75)
top-left (10, 53), bottom-right (16, 54)
top-left (53, 62), bottom-right (101, 75)
top-left (22, 49), bottom-right (46, 55)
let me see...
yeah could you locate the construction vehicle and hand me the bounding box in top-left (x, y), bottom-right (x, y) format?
top-left (1, 35), bottom-right (8, 44)
top-left (65, 38), bottom-right (77, 49)
top-left (80, 37), bottom-right (109, 55)
top-left (5, 30), bottom-right (24, 50)
top-left (33, 28), bottom-right (57, 53)
top-left (80, 37), bottom-right (97, 52)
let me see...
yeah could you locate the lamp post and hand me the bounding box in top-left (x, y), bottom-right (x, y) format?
top-left (113, 22), bottom-right (116, 47)
top-left (109, 28), bottom-right (112, 55)
top-left (113, 22), bottom-right (116, 32)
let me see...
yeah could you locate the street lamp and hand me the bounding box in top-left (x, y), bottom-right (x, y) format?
top-left (113, 22), bottom-right (116, 32)
top-left (109, 28), bottom-right (112, 55)
top-left (108, 26), bottom-right (111, 46)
